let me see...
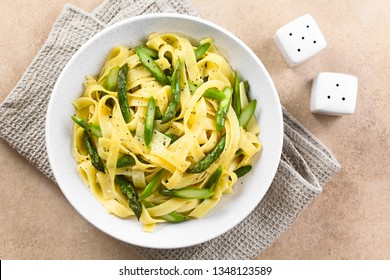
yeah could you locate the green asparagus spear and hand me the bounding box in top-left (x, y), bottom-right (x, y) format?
top-left (115, 175), bottom-right (142, 220)
top-left (117, 63), bottom-right (131, 123)
top-left (138, 169), bottom-right (167, 201)
top-left (136, 45), bottom-right (158, 59)
top-left (142, 200), bottom-right (188, 223)
top-left (71, 116), bottom-right (102, 138)
top-left (194, 42), bottom-right (211, 60)
top-left (161, 94), bottom-right (179, 123)
top-left (160, 211), bottom-right (189, 223)
top-left (238, 100), bottom-right (257, 129)
top-left (83, 131), bottom-right (105, 173)
top-left (160, 187), bottom-right (215, 199)
top-left (232, 71), bottom-right (241, 116)
top-left (244, 80), bottom-right (250, 93)
top-left (135, 46), bottom-right (170, 85)
top-left (204, 165), bottom-right (223, 191)
top-left (202, 87), bottom-right (225, 99)
top-left (234, 165), bottom-right (252, 178)
top-left (188, 134), bottom-right (226, 173)
top-left (116, 155), bottom-right (136, 168)
top-left (144, 96), bottom-right (156, 149)
top-left (103, 66), bottom-right (119, 91)
top-left (161, 59), bottom-right (181, 123)
top-left (215, 87), bottom-right (233, 132)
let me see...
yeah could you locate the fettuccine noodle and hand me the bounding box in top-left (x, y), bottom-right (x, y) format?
top-left (71, 33), bottom-right (261, 231)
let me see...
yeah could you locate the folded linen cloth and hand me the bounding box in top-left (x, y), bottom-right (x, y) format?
top-left (0, 0), bottom-right (340, 259)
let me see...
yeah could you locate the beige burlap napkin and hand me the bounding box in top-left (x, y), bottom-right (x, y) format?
top-left (0, 0), bottom-right (340, 259)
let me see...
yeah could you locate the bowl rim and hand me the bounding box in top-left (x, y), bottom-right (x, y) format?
top-left (46, 12), bottom-right (283, 249)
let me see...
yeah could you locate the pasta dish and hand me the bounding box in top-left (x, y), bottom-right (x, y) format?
top-left (71, 33), bottom-right (261, 232)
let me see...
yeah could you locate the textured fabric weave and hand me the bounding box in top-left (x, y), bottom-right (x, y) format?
top-left (0, 0), bottom-right (340, 259)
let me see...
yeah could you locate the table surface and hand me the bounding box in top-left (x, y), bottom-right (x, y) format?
top-left (1, 0), bottom-right (389, 260)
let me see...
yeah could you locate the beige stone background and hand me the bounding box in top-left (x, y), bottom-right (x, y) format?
top-left (0, 0), bottom-right (389, 259)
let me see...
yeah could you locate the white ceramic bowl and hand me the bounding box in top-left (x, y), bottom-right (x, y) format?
top-left (46, 13), bottom-right (283, 249)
